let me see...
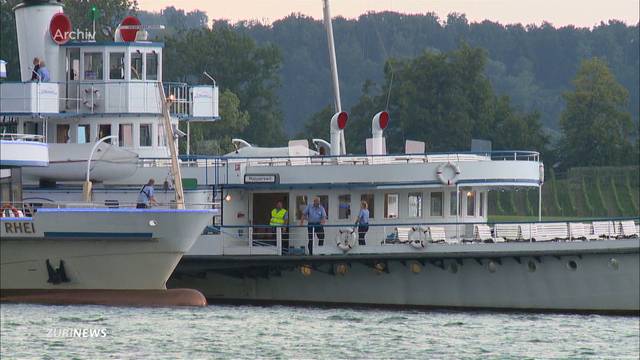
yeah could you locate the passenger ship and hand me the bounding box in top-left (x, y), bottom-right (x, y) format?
top-left (2, 0), bottom-right (638, 312)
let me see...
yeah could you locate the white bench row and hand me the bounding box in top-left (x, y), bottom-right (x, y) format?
top-left (387, 220), bottom-right (639, 244)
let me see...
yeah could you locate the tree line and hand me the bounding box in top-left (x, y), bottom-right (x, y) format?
top-left (0, 1), bottom-right (637, 168)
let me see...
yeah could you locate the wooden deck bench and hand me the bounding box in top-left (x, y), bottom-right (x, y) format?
top-left (494, 223), bottom-right (520, 242)
top-left (536, 222), bottom-right (569, 241)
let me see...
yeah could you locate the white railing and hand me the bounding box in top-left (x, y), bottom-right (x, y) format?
top-left (0, 133), bottom-right (45, 142)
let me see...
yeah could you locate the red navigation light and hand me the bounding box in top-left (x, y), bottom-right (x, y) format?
top-left (120, 16), bottom-right (141, 42)
top-left (378, 111), bottom-right (389, 129)
top-left (337, 112), bottom-right (348, 130)
top-left (49, 13), bottom-right (72, 45)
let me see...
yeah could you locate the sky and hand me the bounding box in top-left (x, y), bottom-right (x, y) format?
top-left (137, 0), bottom-right (640, 28)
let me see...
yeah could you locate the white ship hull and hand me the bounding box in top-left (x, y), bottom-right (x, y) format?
top-left (1, 209), bottom-right (214, 291)
top-left (171, 239), bottom-right (640, 313)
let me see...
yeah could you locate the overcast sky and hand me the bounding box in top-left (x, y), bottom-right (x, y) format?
top-left (137, 0), bottom-right (639, 28)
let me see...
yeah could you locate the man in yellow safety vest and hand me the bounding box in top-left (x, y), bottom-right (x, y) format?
top-left (270, 200), bottom-right (289, 252)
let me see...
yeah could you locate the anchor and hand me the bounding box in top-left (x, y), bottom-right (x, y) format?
top-left (46, 259), bottom-right (70, 284)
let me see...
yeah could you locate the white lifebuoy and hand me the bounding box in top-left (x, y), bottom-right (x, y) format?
top-left (408, 226), bottom-right (427, 248)
top-left (336, 227), bottom-right (357, 252)
top-left (436, 162), bottom-right (461, 186)
top-left (82, 88), bottom-right (101, 109)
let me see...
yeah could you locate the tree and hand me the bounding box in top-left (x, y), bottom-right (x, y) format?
top-left (62, 0), bottom-right (138, 39)
top-left (559, 58), bottom-right (636, 168)
top-left (164, 26), bottom-right (285, 146)
top-left (181, 89), bottom-right (249, 155)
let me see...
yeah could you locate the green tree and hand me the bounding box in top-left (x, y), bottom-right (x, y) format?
top-left (559, 58), bottom-right (636, 168)
top-left (62, 0), bottom-right (138, 39)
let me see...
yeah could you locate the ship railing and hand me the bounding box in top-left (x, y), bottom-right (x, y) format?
top-left (0, 133), bottom-right (45, 142)
top-left (0, 201), bottom-right (220, 218)
top-left (200, 217), bottom-right (640, 256)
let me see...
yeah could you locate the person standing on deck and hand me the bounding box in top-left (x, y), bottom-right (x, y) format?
top-left (355, 200), bottom-right (369, 245)
top-left (30, 57), bottom-right (40, 81)
top-left (270, 200), bottom-right (289, 252)
top-left (136, 178), bottom-right (159, 209)
top-left (37, 61), bottom-right (50, 82)
top-left (300, 197), bottom-right (326, 255)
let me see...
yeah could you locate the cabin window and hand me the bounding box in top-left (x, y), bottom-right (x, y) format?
top-left (118, 124), bottom-right (133, 147)
top-left (56, 124), bottom-right (70, 143)
top-left (109, 52), bottom-right (125, 80)
top-left (157, 123), bottom-right (166, 146)
top-left (338, 194), bottom-right (351, 220)
top-left (466, 191), bottom-right (476, 216)
top-left (384, 193), bottom-right (399, 219)
top-left (408, 192), bottom-right (423, 218)
top-left (361, 194), bottom-right (375, 219)
top-left (83, 52), bottom-right (103, 80)
top-left (316, 195), bottom-right (329, 219)
top-left (98, 124), bottom-right (112, 143)
top-left (450, 191), bottom-right (458, 216)
top-left (479, 192), bottom-right (485, 217)
top-left (430, 192), bottom-right (443, 217)
top-left (24, 121), bottom-right (41, 135)
top-left (140, 124), bottom-right (152, 147)
top-left (131, 51), bottom-right (143, 80)
top-left (295, 195), bottom-right (307, 220)
top-left (146, 52), bottom-right (158, 80)
top-left (77, 124), bottom-right (90, 144)
top-left (68, 48), bottom-right (80, 80)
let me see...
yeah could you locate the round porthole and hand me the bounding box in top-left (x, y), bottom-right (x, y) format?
top-left (148, 220), bottom-right (158, 227)
top-left (566, 260), bottom-right (578, 271)
top-left (527, 260), bottom-right (537, 272)
top-left (448, 263), bottom-right (458, 274)
top-left (608, 258), bottom-right (619, 271)
top-left (487, 261), bottom-right (497, 273)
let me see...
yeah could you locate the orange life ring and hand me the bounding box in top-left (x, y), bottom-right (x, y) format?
top-left (2, 204), bottom-right (20, 217)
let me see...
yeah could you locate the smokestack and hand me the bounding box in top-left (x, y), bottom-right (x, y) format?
top-left (330, 111), bottom-right (348, 156)
top-left (14, 0), bottom-right (65, 82)
top-left (371, 111), bottom-right (389, 155)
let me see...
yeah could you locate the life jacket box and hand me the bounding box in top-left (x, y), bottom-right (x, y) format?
top-left (289, 247), bottom-right (305, 255)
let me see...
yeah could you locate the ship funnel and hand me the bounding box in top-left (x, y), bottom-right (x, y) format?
top-left (370, 111), bottom-right (389, 155)
top-left (13, 0), bottom-right (65, 82)
top-left (329, 111), bottom-right (348, 156)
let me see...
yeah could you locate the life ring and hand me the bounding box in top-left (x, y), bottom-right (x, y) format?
top-left (82, 88), bottom-right (101, 109)
top-left (336, 227), bottom-right (357, 252)
top-left (436, 162), bottom-right (461, 186)
top-left (408, 226), bottom-right (427, 248)
top-left (2, 204), bottom-right (21, 218)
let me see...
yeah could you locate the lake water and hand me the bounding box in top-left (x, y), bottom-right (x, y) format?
top-left (1, 303), bottom-right (638, 359)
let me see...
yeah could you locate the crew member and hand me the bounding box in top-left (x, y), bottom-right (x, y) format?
top-left (300, 197), bottom-right (326, 255)
top-left (37, 61), bottom-right (50, 82)
top-left (270, 200), bottom-right (289, 252)
top-left (136, 178), bottom-right (159, 208)
top-left (355, 200), bottom-right (369, 245)
top-left (30, 57), bottom-right (40, 81)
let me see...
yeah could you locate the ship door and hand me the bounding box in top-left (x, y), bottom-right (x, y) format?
top-left (252, 193), bottom-right (289, 238)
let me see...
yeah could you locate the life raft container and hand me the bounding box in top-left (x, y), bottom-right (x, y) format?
top-left (436, 162), bottom-right (461, 186)
top-left (336, 227), bottom-right (357, 252)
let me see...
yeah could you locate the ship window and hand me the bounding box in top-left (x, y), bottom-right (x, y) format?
top-left (450, 191), bottom-right (458, 216)
top-left (316, 195), bottom-right (329, 219)
top-left (109, 52), bottom-right (124, 80)
top-left (56, 124), bottom-right (70, 144)
top-left (68, 48), bottom-right (80, 80)
top-left (361, 194), bottom-right (375, 219)
top-left (295, 195), bottom-right (307, 220)
top-left (83, 52), bottom-right (103, 80)
top-left (384, 193), bottom-right (399, 219)
top-left (77, 124), bottom-right (90, 144)
top-left (466, 191), bottom-right (476, 216)
top-left (131, 51), bottom-right (143, 80)
top-left (338, 194), bottom-right (351, 220)
top-left (430, 192), bottom-right (443, 217)
top-left (157, 123), bottom-right (166, 147)
top-left (140, 124), bottom-right (152, 147)
top-left (408, 192), bottom-right (423, 218)
top-left (479, 192), bottom-right (485, 217)
top-left (118, 124), bottom-right (133, 147)
top-left (146, 52), bottom-right (158, 80)
top-left (98, 124), bottom-right (112, 143)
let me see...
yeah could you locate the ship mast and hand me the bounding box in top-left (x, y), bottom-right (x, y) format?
top-left (322, 0), bottom-right (346, 154)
